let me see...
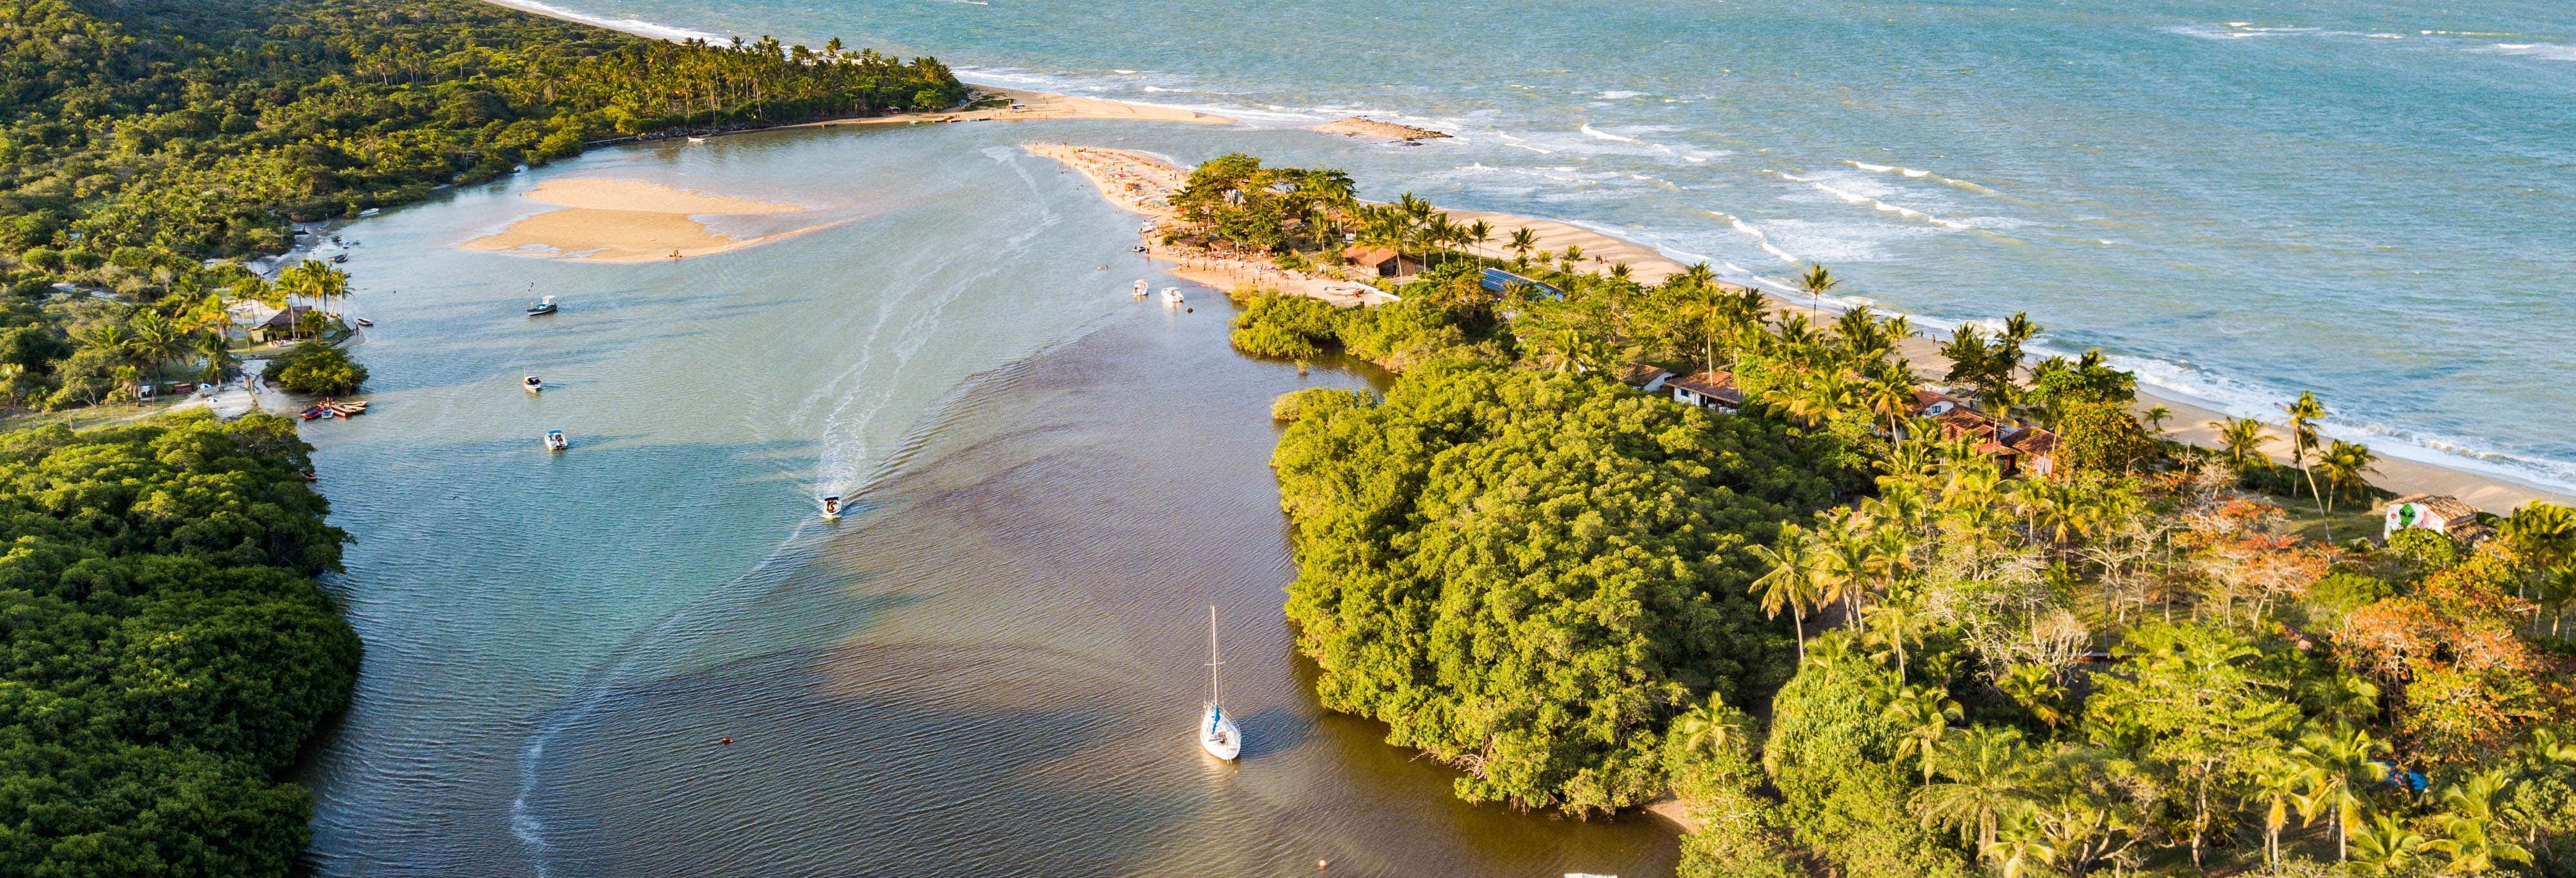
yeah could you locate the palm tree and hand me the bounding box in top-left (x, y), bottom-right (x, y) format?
top-left (2293, 725), bottom-right (2390, 863)
top-left (1815, 512), bottom-right (1887, 624)
top-left (1863, 584), bottom-right (1929, 679)
top-left (2143, 404), bottom-right (2171, 434)
top-left (1864, 362), bottom-right (1921, 443)
top-left (2316, 439), bottom-right (2380, 514)
top-left (2350, 813), bottom-right (2430, 877)
top-left (1914, 725), bottom-right (2034, 852)
top-left (2249, 757), bottom-right (2305, 872)
top-left (1983, 810), bottom-right (2056, 878)
top-left (2215, 417), bottom-right (2270, 470)
top-left (2428, 769), bottom-right (2532, 874)
top-left (125, 311), bottom-right (190, 382)
top-left (1671, 695), bottom-right (1750, 760)
top-left (195, 330), bottom-right (236, 384)
top-left (1747, 524), bottom-right (1823, 661)
top-left (1796, 263), bottom-right (1838, 315)
top-left (1884, 683), bottom-right (1962, 784)
top-left (2283, 391), bottom-right (2328, 505)
top-left (1507, 227), bottom-right (1538, 268)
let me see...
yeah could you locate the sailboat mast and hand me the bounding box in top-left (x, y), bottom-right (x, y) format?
top-left (1206, 604), bottom-right (1222, 706)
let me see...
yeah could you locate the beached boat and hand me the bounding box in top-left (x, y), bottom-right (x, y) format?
top-left (1161, 287), bottom-right (1185, 305)
top-left (526, 295), bottom-right (558, 316)
top-left (298, 399), bottom-right (369, 421)
top-left (687, 136), bottom-right (707, 144)
top-left (359, 207), bottom-right (381, 217)
top-left (1199, 606), bottom-right (1240, 761)
top-left (544, 430), bottom-right (569, 452)
top-left (523, 375), bottom-right (543, 393)
top-left (820, 495), bottom-right (843, 519)
top-left (1132, 279), bottom-right (1149, 299)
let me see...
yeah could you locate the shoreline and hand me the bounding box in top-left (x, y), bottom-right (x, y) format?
top-left (1027, 141), bottom-right (2576, 514)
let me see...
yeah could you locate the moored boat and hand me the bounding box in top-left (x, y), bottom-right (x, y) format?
top-left (527, 295), bottom-right (558, 316)
top-left (523, 375), bottom-right (543, 392)
top-left (355, 317), bottom-right (374, 327)
top-left (543, 430), bottom-right (569, 452)
top-left (1199, 606), bottom-right (1240, 761)
top-left (1161, 287), bottom-right (1185, 305)
top-left (1132, 279), bottom-right (1149, 299)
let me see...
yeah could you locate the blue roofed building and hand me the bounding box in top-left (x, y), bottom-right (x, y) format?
top-left (1480, 268), bottom-right (1564, 300)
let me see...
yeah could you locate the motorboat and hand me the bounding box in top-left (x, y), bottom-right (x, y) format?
top-left (354, 317), bottom-right (374, 327)
top-left (544, 430), bottom-right (569, 452)
top-left (330, 253), bottom-right (348, 264)
top-left (1199, 606), bottom-right (1241, 761)
top-left (527, 295), bottom-right (558, 316)
top-left (820, 495), bottom-right (843, 519)
top-left (359, 208), bottom-right (381, 217)
top-left (1161, 287), bottom-right (1185, 305)
top-left (687, 135), bottom-right (708, 144)
top-left (523, 376), bottom-right (543, 392)
top-left (1132, 279), bottom-right (1149, 299)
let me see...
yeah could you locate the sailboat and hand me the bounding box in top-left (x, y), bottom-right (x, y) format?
top-left (1199, 606), bottom-right (1241, 761)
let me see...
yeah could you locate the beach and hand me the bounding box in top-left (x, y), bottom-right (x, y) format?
top-left (1027, 139), bottom-right (2575, 514)
top-left (459, 177), bottom-right (833, 263)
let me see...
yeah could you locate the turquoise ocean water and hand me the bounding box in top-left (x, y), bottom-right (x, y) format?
top-left (507, 0), bottom-right (2576, 490)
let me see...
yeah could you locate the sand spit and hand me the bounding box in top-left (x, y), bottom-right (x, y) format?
top-left (1312, 117), bottom-right (1450, 141)
top-left (462, 177), bottom-right (830, 263)
top-left (802, 87), bottom-right (1234, 130)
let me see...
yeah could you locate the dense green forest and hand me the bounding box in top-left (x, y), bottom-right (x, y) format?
top-left (0, 412), bottom-right (360, 875)
top-left (0, 0), bottom-right (963, 414)
top-left (1204, 152), bottom-right (2576, 875)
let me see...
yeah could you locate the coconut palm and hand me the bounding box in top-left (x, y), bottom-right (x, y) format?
top-left (2292, 725), bottom-right (2390, 862)
top-left (1671, 695), bottom-right (1750, 759)
top-left (1747, 524), bottom-right (1824, 661)
top-left (1796, 262), bottom-right (1838, 315)
top-left (1884, 683), bottom-right (1962, 784)
top-left (1863, 583), bottom-right (1930, 679)
top-left (2143, 404), bottom-right (2171, 434)
top-left (2215, 417), bottom-right (2270, 471)
top-left (1507, 227), bottom-right (1538, 268)
top-left (1983, 810), bottom-right (2057, 878)
top-left (196, 331), bottom-right (237, 384)
top-left (124, 311), bottom-right (190, 381)
top-left (1915, 725), bottom-right (2035, 852)
top-left (2316, 439), bottom-right (2380, 514)
top-left (2283, 390), bottom-right (2328, 503)
top-left (1815, 512), bottom-right (1888, 624)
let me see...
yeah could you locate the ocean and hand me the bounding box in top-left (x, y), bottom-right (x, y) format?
top-left (499, 0), bottom-right (2576, 492)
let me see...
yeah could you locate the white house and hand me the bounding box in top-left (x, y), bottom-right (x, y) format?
top-left (2383, 494), bottom-right (2483, 542)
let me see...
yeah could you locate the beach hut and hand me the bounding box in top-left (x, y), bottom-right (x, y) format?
top-left (2383, 494), bottom-right (2485, 543)
top-left (1618, 363), bottom-right (1676, 394)
top-left (1341, 245), bottom-right (1421, 279)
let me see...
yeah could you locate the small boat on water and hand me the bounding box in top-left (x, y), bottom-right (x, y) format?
top-left (1132, 279), bottom-right (1149, 299)
top-left (523, 375), bottom-right (543, 392)
top-left (820, 495), bottom-right (843, 519)
top-left (544, 430), bottom-right (569, 452)
top-left (330, 253), bottom-right (348, 264)
top-left (359, 208), bottom-right (381, 217)
top-left (1199, 606), bottom-right (1241, 761)
top-left (527, 295), bottom-right (558, 316)
top-left (687, 135), bottom-right (707, 144)
top-left (354, 317), bottom-right (374, 327)
top-left (1162, 287), bottom-right (1186, 305)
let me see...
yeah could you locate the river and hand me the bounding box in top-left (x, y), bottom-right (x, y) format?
top-left (296, 120), bottom-right (1678, 876)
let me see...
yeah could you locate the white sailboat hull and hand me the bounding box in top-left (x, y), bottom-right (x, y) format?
top-left (1200, 704), bottom-right (1240, 761)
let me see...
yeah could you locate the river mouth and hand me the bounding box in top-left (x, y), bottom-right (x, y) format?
top-left (298, 121), bottom-right (1675, 877)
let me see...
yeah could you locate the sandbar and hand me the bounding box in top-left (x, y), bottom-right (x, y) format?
top-left (1311, 117), bottom-right (1450, 141)
top-left (462, 177), bottom-right (828, 263)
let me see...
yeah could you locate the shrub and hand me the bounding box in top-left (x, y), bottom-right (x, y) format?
top-left (262, 342), bottom-right (367, 394)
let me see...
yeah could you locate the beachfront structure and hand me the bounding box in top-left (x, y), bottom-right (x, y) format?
top-left (1909, 390), bottom-right (2060, 478)
top-left (252, 305), bottom-right (315, 343)
top-left (1342, 245), bottom-right (1422, 279)
top-left (227, 299), bottom-right (283, 337)
top-left (1618, 363), bottom-right (1676, 394)
top-left (1665, 370), bottom-right (1745, 414)
top-left (2384, 494), bottom-right (2484, 543)
top-left (1480, 267), bottom-right (1564, 300)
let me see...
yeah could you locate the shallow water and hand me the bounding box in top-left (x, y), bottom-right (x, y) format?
top-left (503, 0), bottom-right (2576, 491)
top-left (297, 121), bottom-right (1676, 876)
